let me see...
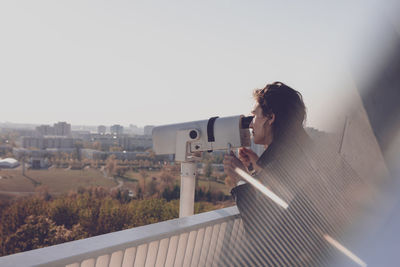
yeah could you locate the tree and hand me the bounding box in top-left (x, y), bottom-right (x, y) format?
top-left (139, 171), bottom-right (148, 198)
top-left (0, 198), bottom-right (48, 239)
top-left (35, 185), bottom-right (51, 201)
top-left (105, 155), bottom-right (117, 177)
top-left (161, 185), bottom-right (180, 201)
top-left (159, 171), bottom-right (175, 192)
top-left (110, 146), bottom-right (123, 152)
top-left (2, 215), bottom-right (83, 255)
top-left (115, 166), bottom-right (129, 177)
top-left (148, 177), bottom-right (158, 197)
top-left (49, 199), bottom-right (79, 229)
top-left (128, 199), bottom-right (178, 227)
top-left (73, 141), bottom-right (83, 161)
top-left (203, 161), bottom-right (213, 178)
top-left (92, 141), bottom-right (102, 151)
top-left (96, 198), bottom-right (130, 234)
top-left (147, 149), bottom-right (156, 162)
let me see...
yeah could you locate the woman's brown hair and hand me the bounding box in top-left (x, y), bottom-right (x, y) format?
top-left (253, 82), bottom-right (306, 140)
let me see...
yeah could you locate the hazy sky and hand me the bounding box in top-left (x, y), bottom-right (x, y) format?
top-left (0, 0), bottom-right (397, 130)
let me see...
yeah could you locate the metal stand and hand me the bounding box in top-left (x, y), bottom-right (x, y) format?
top-left (179, 162), bottom-right (197, 218)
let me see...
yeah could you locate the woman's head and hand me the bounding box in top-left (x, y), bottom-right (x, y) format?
top-left (250, 82), bottom-right (306, 145)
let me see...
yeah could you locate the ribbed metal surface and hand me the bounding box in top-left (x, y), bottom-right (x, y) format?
top-left (72, 222), bottom-right (240, 267)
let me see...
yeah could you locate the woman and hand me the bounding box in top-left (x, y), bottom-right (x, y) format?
top-left (223, 82), bottom-right (344, 266)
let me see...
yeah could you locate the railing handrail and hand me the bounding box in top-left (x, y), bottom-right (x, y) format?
top-left (0, 206), bottom-right (240, 267)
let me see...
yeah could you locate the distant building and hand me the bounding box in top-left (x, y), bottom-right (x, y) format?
top-left (8, 149), bottom-right (51, 169)
top-left (71, 125), bottom-right (98, 133)
top-left (13, 148), bottom-right (74, 158)
top-left (110, 124), bottom-right (124, 135)
top-left (80, 148), bottom-right (101, 160)
top-left (144, 125), bottom-right (155, 136)
top-left (13, 129), bottom-right (38, 138)
top-left (131, 135), bottom-right (153, 149)
top-left (305, 127), bottom-right (329, 140)
top-left (90, 134), bottom-right (152, 151)
top-left (71, 130), bottom-right (91, 141)
top-left (30, 157), bottom-right (50, 169)
top-left (35, 122), bottom-right (71, 137)
top-left (54, 122), bottom-right (71, 136)
top-left (92, 151), bottom-right (149, 161)
top-left (22, 136), bottom-right (74, 149)
top-left (0, 145), bottom-right (13, 156)
top-left (0, 158), bottom-right (19, 168)
top-left (98, 125), bottom-right (107, 134)
top-left (118, 135), bottom-right (153, 151)
top-left (36, 125), bottom-right (54, 135)
top-left (91, 134), bottom-right (119, 151)
top-left (129, 124), bottom-right (143, 135)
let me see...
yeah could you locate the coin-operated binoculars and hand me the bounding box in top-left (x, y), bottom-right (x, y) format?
top-left (152, 115), bottom-right (252, 217)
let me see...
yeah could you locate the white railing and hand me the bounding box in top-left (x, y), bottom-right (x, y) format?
top-left (0, 206), bottom-right (243, 267)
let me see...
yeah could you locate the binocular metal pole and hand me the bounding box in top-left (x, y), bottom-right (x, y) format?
top-left (179, 161), bottom-right (197, 217)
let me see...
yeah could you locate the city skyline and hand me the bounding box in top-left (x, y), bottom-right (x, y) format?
top-left (0, 121), bottom-right (152, 130)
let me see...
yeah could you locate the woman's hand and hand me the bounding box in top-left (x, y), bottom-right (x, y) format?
top-left (224, 148), bottom-right (261, 188)
top-left (223, 151), bottom-right (246, 186)
top-left (238, 147), bottom-right (261, 173)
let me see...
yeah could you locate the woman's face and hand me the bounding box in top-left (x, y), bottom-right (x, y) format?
top-left (249, 103), bottom-right (274, 145)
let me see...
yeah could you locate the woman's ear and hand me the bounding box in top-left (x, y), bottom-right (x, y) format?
top-left (267, 113), bottom-right (275, 125)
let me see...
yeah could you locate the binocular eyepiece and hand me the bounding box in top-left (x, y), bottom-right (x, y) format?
top-left (241, 116), bottom-right (254, 129)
